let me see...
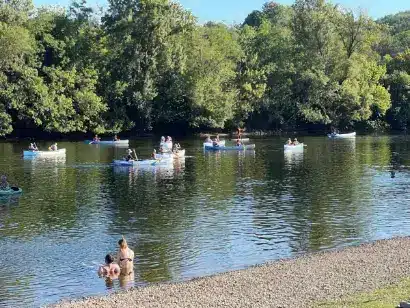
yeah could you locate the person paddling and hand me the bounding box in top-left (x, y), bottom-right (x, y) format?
top-left (114, 135), bottom-right (120, 141)
top-left (49, 143), bottom-right (58, 151)
top-left (29, 143), bottom-right (38, 151)
top-left (93, 135), bottom-right (100, 142)
top-left (125, 149), bottom-right (136, 161)
top-left (287, 138), bottom-right (292, 145)
top-left (0, 175), bottom-right (10, 191)
top-left (293, 138), bottom-right (299, 145)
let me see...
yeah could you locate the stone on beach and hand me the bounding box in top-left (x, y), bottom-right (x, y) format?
top-left (52, 237), bottom-right (410, 308)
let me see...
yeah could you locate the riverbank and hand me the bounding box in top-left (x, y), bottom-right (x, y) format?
top-left (53, 237), bottom-right (410, 308)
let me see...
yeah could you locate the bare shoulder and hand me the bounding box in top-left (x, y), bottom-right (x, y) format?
top-left (113, 263), bottom-right (121, 273)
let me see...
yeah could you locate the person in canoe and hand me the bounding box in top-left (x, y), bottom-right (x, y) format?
top-left (93, 135), bottom-right (101, 142)
top-left (236, 139), bottom-right (242, 147)
top-left (293, 138), bottom-right (299, 145)
top-left (98, 254), bottom-right (120, 277)
top-left (159, 136), bottom-right (166, 153)
top-left (124, 149), bottom-right (137, 161)
top-left (173, 143), bottom-right (181, 153)
top-left (49, 143), bottom-right (58, 151)
top-left (164, 136), bottom-right (172, 152)
top-left (29, 143), bottom-right (38, 151)
top-left (286, 138), bottom-right (292, 145)
top-left (205, 136), bottom-right (212, 143)
top-left (113, 135), bottom-right (120, 141)
top-left (117, 236), bottom-right (134, 275)
top-left (237, 127), bottom-right (244, 138)
top-left (0, 175), bottom-right (9, 191)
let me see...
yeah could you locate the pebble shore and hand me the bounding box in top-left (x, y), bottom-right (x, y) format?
top-left (53, 237), bottom-right (410, 308)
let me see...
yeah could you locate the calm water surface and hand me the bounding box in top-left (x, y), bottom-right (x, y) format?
top-left (1, 136), bottom-right (410, 307)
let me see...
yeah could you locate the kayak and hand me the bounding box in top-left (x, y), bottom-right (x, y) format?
top-left (85, 140), bottom-right (129, 145)
top-left (155, 149), bottom-right (186, 159)
top-left (23, 149), bottom-right (66, 157)
top-left (203, 140), bottom-right (226, 147)
top-left (284, 143), bottom-right (304, 151)
top-left (113, 159), bottom-right (173, 166)
top-left (204, 144), bottom-right (256, 151)
top-left (0, 187), bottom-right (22, 195)
top-left (327, 132), bottom-right (356, 139)
top-left (230, 138), bottom-right (250, 142)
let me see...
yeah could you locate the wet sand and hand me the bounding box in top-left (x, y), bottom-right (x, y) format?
top-left (52, 237), bottom-right (410, 308)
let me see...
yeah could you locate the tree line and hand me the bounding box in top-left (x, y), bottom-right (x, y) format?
top-left (1, 0), bottom-right (410, 136)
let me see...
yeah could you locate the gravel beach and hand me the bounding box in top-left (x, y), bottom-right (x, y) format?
top-left (53, 237), bottom-right (410, 308)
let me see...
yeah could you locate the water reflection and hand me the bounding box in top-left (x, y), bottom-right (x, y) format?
top-left (284, 150), bottom-right (303, 168)
top-left (3, 136), bottom-right (410, 306)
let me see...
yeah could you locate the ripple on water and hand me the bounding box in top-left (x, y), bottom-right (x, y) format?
top-left (2, 137), bottom-right (410, 306)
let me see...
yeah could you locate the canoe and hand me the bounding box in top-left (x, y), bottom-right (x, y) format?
top-left (200, 133), bottom-right (229, 138)
top-left (284, 143), bottom-right (304, 151)
top-left (0, 187), bottom-right (22, 195)
top-left (204, 144), bottom-right (256, 151)
top-left (230, 138), bottom-right (250, 142)
top-left (85, 140), bottom-right (129, 145)
top-left (155, 149), bottom-right (186, 159)
top-left (327, 132), bottom-right (356, 139)
top-left (23, 149), bottom-right (66, 157)
top-left (203, 140), bottom-right (226, 147)
top-left (113, 159), bottom-right (173, 166)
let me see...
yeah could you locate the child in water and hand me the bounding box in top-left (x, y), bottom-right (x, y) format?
top-left (98, 254), bottom-right (120, 276)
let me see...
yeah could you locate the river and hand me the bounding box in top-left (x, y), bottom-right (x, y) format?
top-left (0, 136), bottom-right (409, 307)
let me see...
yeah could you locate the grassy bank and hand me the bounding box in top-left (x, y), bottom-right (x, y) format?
top-left (316, 278), bottom-right (410, 308)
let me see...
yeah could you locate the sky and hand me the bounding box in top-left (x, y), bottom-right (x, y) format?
top-left (179, 0), bottom-right (409, 23)
top-left (34, 0), bottom-right (409, 24)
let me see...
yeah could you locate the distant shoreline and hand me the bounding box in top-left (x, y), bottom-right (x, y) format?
top-left (51, 237), bottom-right (410, 308)
top-left (3, 129), bottom-right (407, 142)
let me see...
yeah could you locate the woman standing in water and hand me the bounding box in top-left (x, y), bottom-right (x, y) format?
top-left (117, 236), bottom-right (134, 275)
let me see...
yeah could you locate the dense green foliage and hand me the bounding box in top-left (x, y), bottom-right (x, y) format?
top-left (0, 0), bottom-right (410, 136)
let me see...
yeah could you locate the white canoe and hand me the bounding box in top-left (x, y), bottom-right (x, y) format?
top-left (230, 138), bottom-right (250, 142)
top-left (155, 149), bottom-right (186, 159)
top-left (23, 149), bottom-right (66, 157)
top-left (203, 140), bottom-right (226, 147)
top-left (327, 132), bottom-right (356, 139)
top-left (284, 143), bottom-right (304, 151)
top-left (113, 159), bottom-right (173, 166)
top-left (85, 140), bottom-right (129, 145)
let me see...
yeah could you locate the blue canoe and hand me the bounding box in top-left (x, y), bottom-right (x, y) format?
top-left (85, 140), bottom-right (129, 145)
top-left (204, 144), bottom-right (256, 151)
top-left (0, 187), bottom-right (22, 195)
top-left (113, 159), bottom-right (173, 166)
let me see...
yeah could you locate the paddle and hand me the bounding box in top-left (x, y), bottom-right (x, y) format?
top-left (133, 149), bottom-right (138, 161)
